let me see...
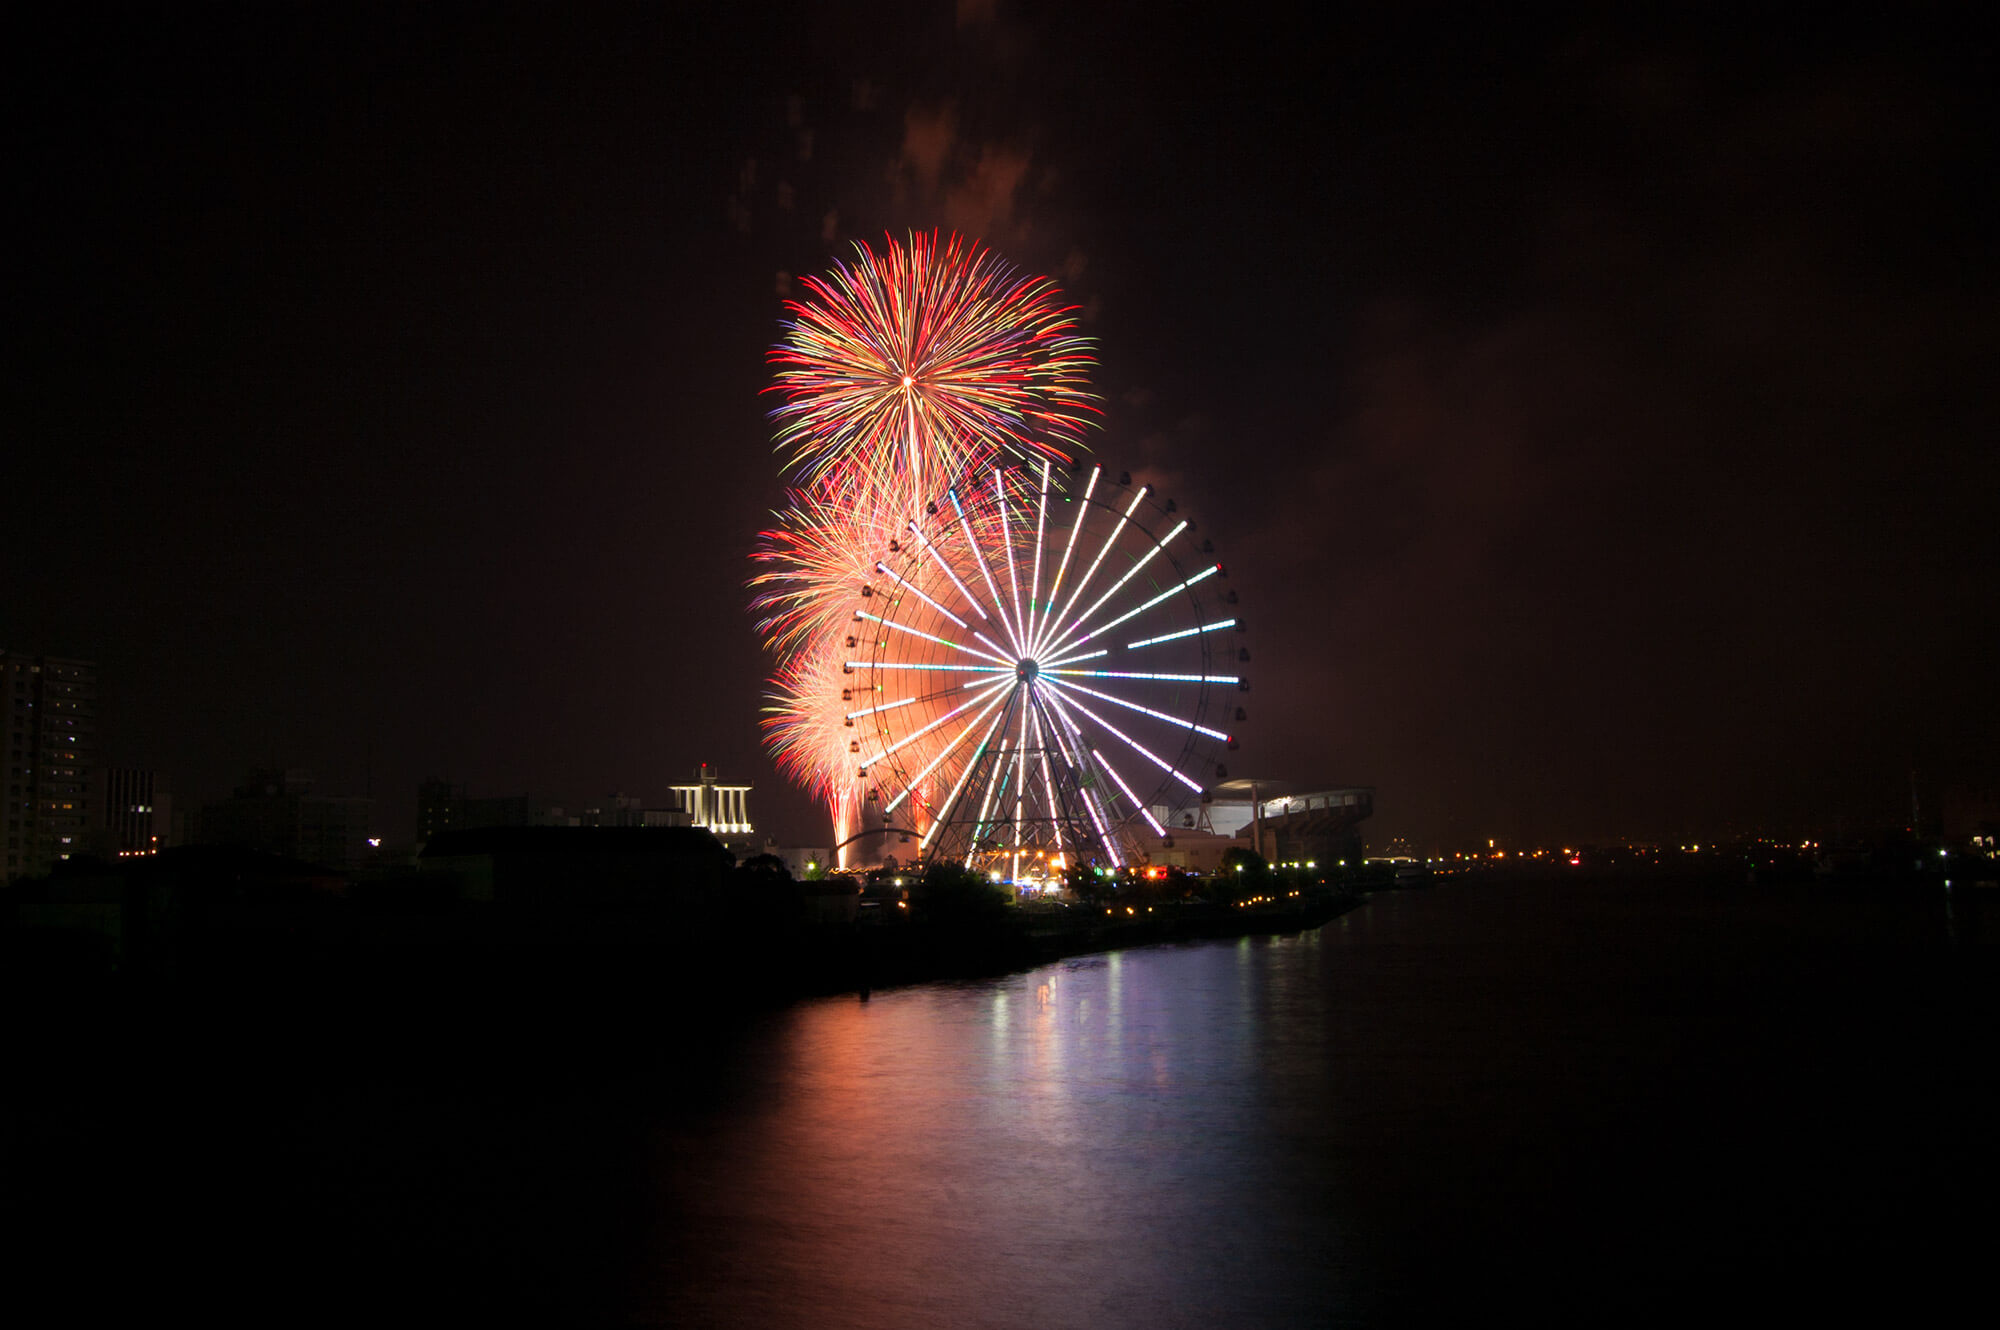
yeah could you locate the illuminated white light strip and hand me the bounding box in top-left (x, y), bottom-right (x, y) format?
top-left (1012, 699), bottom-right (1031, 878)
top-left (1040, 689), bottom-right (1203, 794)
top-left (921, 704), bottom-right (1011, 847)
top-left (853, 661), bottom-right (1012, 674)
top-left (1046, 669), bottom-right (1239, 683)
top-left (964, 736), bottom-right (1011, 866)
top-left (1060, 519), bottom-right (1188, 649)
top-left (875, 561), bottom-right (967, 629)
top-left (953, 487), bottom-right (1022, 654)
top-left (1048, 700), bottom-right (1112, 856)
top-left (1031, 703), bottom-right (1065, 857)
top-left (1037, 465), bottom-right (1099, 650)
top-left (856, 676), bottom-right (1011, 767)
top-left (1081, 564), bottom-right (1222, 644)
top-left (1027, 461), bottom-right (1051, 650)
top-left (1038, 691), bottom-right (1123, 866)
top-left (1047, 676), bottom-right (1232, 742)
top-left (1042, 647), bottom-right (1109, 669)
top-left (1038, 483), bottom-right (1146, 658)
top-left (907, 520), bottom-right (988, 622)
top-left (856, 611), bottom-right (1013, 666)
top-left (1093, 748), bottom-right (1166, 836)
top-left (995, 468), bottom-right (1028, 649)
top-left (971, 737), bottom-right (1015, 868)
top-left (844, 696), bottom-right (917, 721)
top-left (1125, 619), bottom-right (1237, 651)
top-left (885, 686), bottom-right (1014, 814)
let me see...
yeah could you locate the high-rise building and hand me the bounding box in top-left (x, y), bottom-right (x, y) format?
top-left (1, 651), bottom-right (97, 883)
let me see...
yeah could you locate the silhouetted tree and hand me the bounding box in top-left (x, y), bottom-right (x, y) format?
top-left (736, 853), bottom-right (792, 883)
top-left (1220, 846), bottom-right (1268, 874)
top-left (911, 861), bottom-right (1010, 928)
top-left (730, 852), bottom-right (803, 928)
top-left (1065, 863), bottom-right (1111, 906)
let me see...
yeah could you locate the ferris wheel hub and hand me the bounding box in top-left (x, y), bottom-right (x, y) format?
top-left (1016, 658), bottom-right (1040, 682)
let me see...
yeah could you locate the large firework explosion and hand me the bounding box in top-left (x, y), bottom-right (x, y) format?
top-left (765, 231), bottom-right (1098, 497)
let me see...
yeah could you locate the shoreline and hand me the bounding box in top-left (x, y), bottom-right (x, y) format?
top-left (9, 887), bottom-right (1373, 1069)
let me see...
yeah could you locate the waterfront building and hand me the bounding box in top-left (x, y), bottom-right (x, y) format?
top-left (1, 651), bottom-right (97, 883)
top-left (1193, 781), bottom-right (1374, 840)
top-left (1140, 780), bottom-right (1374, 872)
top-left (668, 764), bottom-right (756, 854)
top-left (669, 764), bottom-right (752, 835)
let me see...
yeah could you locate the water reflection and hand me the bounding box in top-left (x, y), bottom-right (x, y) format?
top-left (632, 879), bottom-right (1995, 1326)
top-left (643, 939), bottom-right (1365, 1328)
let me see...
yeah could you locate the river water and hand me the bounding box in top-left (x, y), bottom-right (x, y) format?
top-left (19, 875), bottom-right (1997, 1324)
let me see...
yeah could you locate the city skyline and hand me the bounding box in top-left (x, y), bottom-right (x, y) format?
top-left (8, 5), bottom-right (1994, 850)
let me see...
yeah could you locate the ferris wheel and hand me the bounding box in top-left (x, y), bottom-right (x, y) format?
top-left (845, 461), bottom-right (1244, 881)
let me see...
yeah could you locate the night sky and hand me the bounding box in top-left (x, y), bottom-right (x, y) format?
top-left (10, 4), bottom-right (1995, 848)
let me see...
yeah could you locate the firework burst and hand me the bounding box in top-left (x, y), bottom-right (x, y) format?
top-left (749, 470), bottom-right (929, 659)
top-left (767, 231), bottom-right (1099, 495)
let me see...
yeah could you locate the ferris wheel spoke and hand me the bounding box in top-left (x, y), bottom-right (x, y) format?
top-left (918, 702), bottom-right (1013, 848)
top-left (1033, 683), bottom-right (1204, 794)
top-left (1027, 706), bottom-right (1067, 858)
top-left (1035, 482), bottom-right (1147, 659)
top-left (882, 682), bottom-right (1016, 815)
top-left (843, 695), bottom-right (918, 722)
top-left (873, 560), bottom-right (970, 630)
top-left (1035, 464), bottom-right (1099, 651)
top-left (993, 468), bottom-right (1029, 649)
top-left (1091, 747), bottom-right (1167, 836)
top-left (1011, 696), bottom-right (1033, 873)
top-left (1026, 461), bottom-right (1052, 652)
top-left (857, 674), bottom-right (1012, 769)
top-left (853, 609), bottom-right (1014, 668)
top-left (1040, 646), bottom-right (1108, 670)
top-left (951, 485), bottom-right (1024, 654)
top-left (1043, 674), bottom-right (1233, 743)
top-left (1031, 692), bottom-right (1100, 842)
top-left (855, 660), bottom-right (1014, 676)
top-left (963, 736), bottom-right (1012, 868)
top-left (1033, 688), bottom-right (1125, 865)
top-left (1046, 665), bottom-right (1240, 684)
top-left (1026, 699), bottom-right (1086, 862)
top-left (905, 520), bottom-right (992, 625)
top-left (1047, 519), bottom-right (1188, 657)
top-left (1065, 562), bottom-right (1223, 650)
top-left (1124, 618), bottom-right (1238, 651)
